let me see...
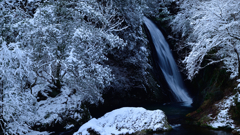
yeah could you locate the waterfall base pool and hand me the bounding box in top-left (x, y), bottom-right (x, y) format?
top-left (153, 124), bottom-right (232, 135)
top-left (143, 102), bottom-right (233, 135)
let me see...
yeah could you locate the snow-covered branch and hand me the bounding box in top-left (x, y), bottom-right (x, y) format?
top-left (172, 0), bottom-right (240, 80)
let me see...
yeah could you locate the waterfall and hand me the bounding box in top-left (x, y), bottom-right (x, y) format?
top-left (143, 17), bottom-right (192, 105)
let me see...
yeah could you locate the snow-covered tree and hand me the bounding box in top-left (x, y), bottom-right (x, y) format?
top-left (18, 0), bottom-right (126, 102)
top-left (0, 1), bottom-right (38, 134)
top-left (170, 0), bottom-right (200, 38)
top-left (0, 0), bottom-right (127, 134)
top-left (171, 0), bottom-right (240, 80)
top-left (0, 39), bottom-right (37, 134)
top-left (0, 0), bottom-right (128, 134)
top-left (0, 0), bottom-right (175, 134)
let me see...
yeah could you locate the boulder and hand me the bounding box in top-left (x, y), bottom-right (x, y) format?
top-left (74, 107), bottom-right (171, 135)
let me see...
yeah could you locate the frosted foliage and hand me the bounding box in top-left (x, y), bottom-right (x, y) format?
top-left (171, 0), bottom-right (200, 38)
top-left (3, 92), bottom-right (37, 134)
top-left (0, 40), bottom-right (37, 135)
top-left (0, 0), bottom-right (127, 134)
top-left (17, 0), bottom-right (127, 104)
top-left (172, 0), bottom-right (240, 80)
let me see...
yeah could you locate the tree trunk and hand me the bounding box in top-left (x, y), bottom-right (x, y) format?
top-left (1, 81), bottom-right (3, 114)
top-left (0, 81), bottom-right (3, 131)
top-left (234, 48), bottom-right (240, 78)
top-left (56, 62), bottom-right (62, 91)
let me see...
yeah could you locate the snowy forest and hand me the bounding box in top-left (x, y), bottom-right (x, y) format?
top-left (0, 0), bottom-right (240, 135)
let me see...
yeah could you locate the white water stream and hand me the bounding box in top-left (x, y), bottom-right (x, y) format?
top-left (143, 17), bottom-right (192, 106)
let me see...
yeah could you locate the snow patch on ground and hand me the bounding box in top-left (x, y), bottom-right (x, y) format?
top-left (208, 93), bottom-right (239, 129)
top-left (36, 96), bottom-right (69, 125)
top-left (74, 107), bottom-right (171, 135)
top-left (35, 87), bottom-right (83, 126)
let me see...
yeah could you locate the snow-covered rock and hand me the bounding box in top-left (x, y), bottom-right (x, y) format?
top-left (33, 87), bottom-right (91, 132)
top-left (74, 107), bottom-right (171, 135)
top-left (207, 92), bottom-right (239, 129)
top-left (35, 86), bottom-right (86, 126)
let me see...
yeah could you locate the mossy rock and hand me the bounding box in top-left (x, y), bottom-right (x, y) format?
top-left (198, 115), bottom-right (211, 127)
top-left (186, 60), bottom-right (237, 127)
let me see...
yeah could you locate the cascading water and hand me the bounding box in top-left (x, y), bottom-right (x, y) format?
top-left (143, 17), bottom-right (192, 106)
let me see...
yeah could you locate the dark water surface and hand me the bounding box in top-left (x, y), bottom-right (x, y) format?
top-left (55, 102), bottom-right (233, 135)
top-left (143, 102), bottom-right (233, 135)
top-left (153, 124), bottom-right (232, 135)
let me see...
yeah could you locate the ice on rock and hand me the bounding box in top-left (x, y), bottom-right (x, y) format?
top-left (74, 107), bottom-right (171, 135)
